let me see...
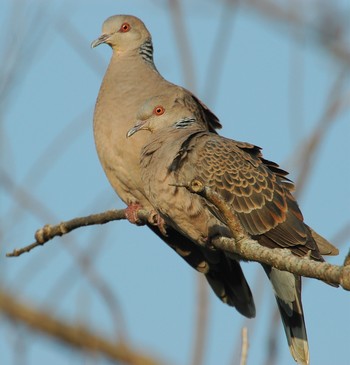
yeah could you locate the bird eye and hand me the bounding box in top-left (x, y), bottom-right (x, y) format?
top-left (154, 106), bottom-right (165, 116)
top-left (119, 23), bottom-right (131, 32)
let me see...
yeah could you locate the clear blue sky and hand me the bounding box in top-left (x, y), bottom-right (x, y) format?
top-left (1, 1), bottom-right (350, 365)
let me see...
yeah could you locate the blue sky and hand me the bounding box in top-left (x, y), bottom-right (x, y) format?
top-left (1, 1), bottom-right (350, 365)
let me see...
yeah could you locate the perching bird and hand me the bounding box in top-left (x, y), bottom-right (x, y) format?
top-left (91, 15), bottom-right (256, 314)
top-left (127, 94), bottom-right (339, 365)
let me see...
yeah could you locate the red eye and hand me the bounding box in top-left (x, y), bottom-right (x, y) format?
top-left (153, 106), bottom-right (165, 116)
top-left (119, 22), bottom-right (131, 32)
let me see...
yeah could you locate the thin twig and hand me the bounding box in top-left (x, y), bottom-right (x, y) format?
top-left (6, 209), bottom-right (150, 257)
top-left (239, 327), bottom-right (249, 365)
top-left (230, 269), bottom-right (266, 365)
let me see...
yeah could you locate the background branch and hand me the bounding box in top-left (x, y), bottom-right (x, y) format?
top-left (0, 291), bottom-right (163, 365)
top-left (239, 327), bottom-right (249, 365)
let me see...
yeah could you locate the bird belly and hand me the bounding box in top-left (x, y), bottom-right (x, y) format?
top-left (145, 169), bottom-right (225, 246)
top-left (93, 62), bottom-right (174, 210)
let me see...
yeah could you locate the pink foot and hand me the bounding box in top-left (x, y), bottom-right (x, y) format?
top-left (125, 203), bottom-right (145, 225)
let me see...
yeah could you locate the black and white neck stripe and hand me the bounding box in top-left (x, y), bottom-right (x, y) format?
top-left (175, 117), bottom-right (196, 129)
top-left (139, 39), bottom-right (156, 69)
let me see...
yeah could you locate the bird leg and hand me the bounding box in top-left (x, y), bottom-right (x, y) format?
top-left (125, 204), bottom-right (167, 235)
top-left (125, 203), bottom-right (145, 225)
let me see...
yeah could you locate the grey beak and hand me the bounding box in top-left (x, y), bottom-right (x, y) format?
top-left (91, 33), bottom-right (110, 48)
top-left (126, 120), bottom-right (146, 138)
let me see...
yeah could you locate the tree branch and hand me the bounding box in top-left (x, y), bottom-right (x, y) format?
top-left (6, 209), bottom-right (150, 257)
top-left (185, 179), bottom-right (350, 291)
top-left (0, 291), bottom-right (164, 365)
top-left (6, 183), bottom-right (350, 290)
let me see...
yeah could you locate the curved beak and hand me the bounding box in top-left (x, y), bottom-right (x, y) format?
top-left (91, 33), bottom-right (111, 48)
top-left (126, 120), bottom-right (148, 138)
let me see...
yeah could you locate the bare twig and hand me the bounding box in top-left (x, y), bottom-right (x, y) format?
top-left (239, 327), bottom-right (249, 365)
top-left (230, 269), bottom-right (266, 365)
top-left (184, 179), bottom-right (350, 290)
top-left (6, 209), bottom-right (149, 257)
top-left (0, 291), bottom-right (164, 365)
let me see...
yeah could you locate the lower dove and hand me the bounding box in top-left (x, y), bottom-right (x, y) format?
top-left (127, 94), bottom-right (339, 365)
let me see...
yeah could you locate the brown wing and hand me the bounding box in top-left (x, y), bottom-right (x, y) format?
top-left (189, 134), bottom-right (322, 260)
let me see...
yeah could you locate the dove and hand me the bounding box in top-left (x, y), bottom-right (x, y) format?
top-left (127, 93), bottom-right (339, 365)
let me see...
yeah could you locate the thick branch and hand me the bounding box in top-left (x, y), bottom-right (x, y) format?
top-left (6, 209), bottom-right (150, 257)
top-left (186, 179), bottom-right (350, 291)
top-left (0, 291), bottom-right (163, 365)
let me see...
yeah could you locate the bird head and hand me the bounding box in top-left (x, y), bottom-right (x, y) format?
top-left (91, 15), bottom-right (151, 52)
top-left (127, 94), bottom-right (197, 138)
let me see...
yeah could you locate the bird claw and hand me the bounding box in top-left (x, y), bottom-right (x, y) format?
top-left (149, 211), bottom-right (168, 236)
top-left (125, 203), bottom-right (145, 225)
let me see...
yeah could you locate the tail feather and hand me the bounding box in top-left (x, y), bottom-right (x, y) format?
top-left (206, 258), bottom-right (256, 318)
top-left (308, 226), bottom-right (339, 256)
top-left (263, 265), bottom-right (309, 365)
